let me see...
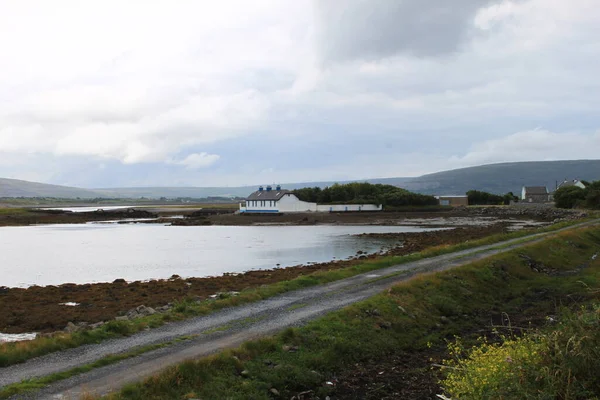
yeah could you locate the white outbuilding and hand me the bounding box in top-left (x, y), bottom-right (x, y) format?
top-left (239, 186), bottom-right (382, 213)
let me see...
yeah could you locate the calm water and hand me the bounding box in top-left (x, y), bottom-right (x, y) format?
top-left (0, 223), bottom-right (444, 287)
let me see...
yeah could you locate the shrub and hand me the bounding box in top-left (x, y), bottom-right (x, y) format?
top-left (441, 304), bottom-right (600, 399)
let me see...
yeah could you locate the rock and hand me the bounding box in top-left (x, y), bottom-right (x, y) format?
top-left (397, 305), bottom-right (407, 314)
top-left (115, 316), bottom-right (129, 322)
top-left (440, 316), bottom-right (450, 324)
top-left (365, 309), bottom-right (381, 316)
top-left (269, 388), bottom-right (280, 396)
top-left (136, 305), bottom-right (157, 316)
top-left (75, 322), bottom-right (89, 331)
top-left (379, 321), bottom-right (393, 329)
top-left (126, 309), bottom-right (140, 319)
top-left (64, 322), bottom-right (78, 333)
top-left (282, 345), bottom-right (299, 352)
top-left (240, 370), bottom-right (250, 378)
top-left (90, 321), bottom-right (105, 330)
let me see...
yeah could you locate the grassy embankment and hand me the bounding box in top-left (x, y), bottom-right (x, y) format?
top-left (0, 218), bottom-right (597, 371)
top-left (98, 225), bottom-right (600, 400)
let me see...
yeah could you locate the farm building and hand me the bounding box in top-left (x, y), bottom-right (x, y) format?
top-left (434, 195), bottom-right (469, 207)
top-left (239, 186), bottom-right (382, 213)
top-left (521, 186), bottom-right (550, 203)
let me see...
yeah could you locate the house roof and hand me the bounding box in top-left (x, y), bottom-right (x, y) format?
top-left (523, 186), bottom-right (548, 195)
top-left (558, 180), bottom-right (584, 189)
top-left (246, 189), bottom-right (292, 201)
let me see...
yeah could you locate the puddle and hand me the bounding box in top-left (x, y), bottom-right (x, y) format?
top-left (0, 332), bottom-right (37, 343)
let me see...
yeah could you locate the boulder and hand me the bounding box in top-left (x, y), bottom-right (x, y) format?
top-left (90, 321), bottom-right (105, 330)
top-left (136, 305), bottom-right (157, 316)
top-left (115, 316), bottom-right (129, 322)
top-left (64, 322), bottom-right (78, 333)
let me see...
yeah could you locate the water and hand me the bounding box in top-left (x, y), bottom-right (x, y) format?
top-left (0, 224), bottom-right (445, 287)
top-left (0, 333), bottom-right (37, 343)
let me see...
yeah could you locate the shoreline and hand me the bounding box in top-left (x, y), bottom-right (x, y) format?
top-left (0, 224), bottom-right (511, 334)
top-left (0, 205), bottom-right (586, 228)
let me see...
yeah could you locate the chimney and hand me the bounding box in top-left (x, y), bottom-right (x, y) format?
top-left (259, 186), bottom-right (264, 192)
top-left (266, 185), bottom-right (272, 192)
top-left (276, 185), bottom-right (281, 191)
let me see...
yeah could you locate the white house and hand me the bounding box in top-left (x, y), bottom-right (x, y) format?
top-left (557, 179), bottom-right (586, 190)
top-left (521, 186), bottom-right (550, 203)
top-left (239, 186), bottom-right (383, 213)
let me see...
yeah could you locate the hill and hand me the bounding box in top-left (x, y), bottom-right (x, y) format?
top-left (1, 160), bottom-right (599, 199)
top-left (0, 178), bottom-right (102, 198)
top-left (401, 160), bottom-right (600, 195)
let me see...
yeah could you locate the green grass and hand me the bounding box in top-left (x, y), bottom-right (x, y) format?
top-left (1, 218), bottom-right (597, 369)
top-left (102, 225), bottom-right (600, 400)
top-left (0, 207), bottom-right (30, 215)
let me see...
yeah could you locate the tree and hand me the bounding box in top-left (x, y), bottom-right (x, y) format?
top-left (554, 186), bottom-right (586, 209)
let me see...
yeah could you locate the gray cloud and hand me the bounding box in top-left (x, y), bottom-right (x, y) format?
top-left (315, 0), bottom-right (497, 62)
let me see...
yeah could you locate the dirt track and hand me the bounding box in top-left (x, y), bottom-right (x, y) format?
top-left (3, 219), bottom-right (598, 399)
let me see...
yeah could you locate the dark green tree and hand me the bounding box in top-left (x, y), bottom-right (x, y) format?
top-left (554, 186), bottom-right (586, 209)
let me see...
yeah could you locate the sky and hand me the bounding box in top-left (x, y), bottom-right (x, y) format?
top-left (0, 0), bottom-right (599, 188)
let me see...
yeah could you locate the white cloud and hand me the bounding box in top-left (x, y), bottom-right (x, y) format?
top-left (0, 0), bottom-right (599, 186)
top-left (451, 129), bottom-right (600, 166)
top-left (175, 153), bottom-right (221, 169)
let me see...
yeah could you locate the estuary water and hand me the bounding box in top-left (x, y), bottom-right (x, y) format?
top-left (0, 223), bottom-right (445, 287)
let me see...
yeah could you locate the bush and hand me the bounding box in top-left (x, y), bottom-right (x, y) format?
top-left (554, 181), bottom-right (600, 209)
top-left (467, 190), bottom-right (517, 205)
top-left (442, 304), bottom-right (600, 399)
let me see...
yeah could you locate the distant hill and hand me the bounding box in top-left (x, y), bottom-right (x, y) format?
top-left (2, 160), bottom-right (599, 199)
top-left (400, 160), bottom-right (600, 195)
top-left (0, 178), bottom-right (102, 198)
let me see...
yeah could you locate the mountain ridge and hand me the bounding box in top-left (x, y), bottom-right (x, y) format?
top-left (1, 160), bottom-right (599, 199)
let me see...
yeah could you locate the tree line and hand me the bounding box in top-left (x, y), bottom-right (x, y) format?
top-left (293, 183), bottom-right (438, 207)
top-left (554, 181), bottom-right (600, 209)
top-left (466, 190), bottom-right (519, 206)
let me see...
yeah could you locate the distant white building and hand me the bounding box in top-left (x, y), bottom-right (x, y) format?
top-left (239, 186), bottom-right (382, 213)
top-left (557, 179), bottom-right (586, 190)
top-left (521, 186), bottom-right (550, 203)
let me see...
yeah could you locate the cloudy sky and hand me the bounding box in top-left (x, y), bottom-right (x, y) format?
top-left (1, 0), bottom-right (599, 188)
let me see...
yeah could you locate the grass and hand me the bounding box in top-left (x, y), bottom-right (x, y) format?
top-left (0, 207), bottom-right (30, 215)
top-left (0, 336), bottom-right (198, 399)
top-left (0, 218), bottom-right (597, 369)
top-left (99, 225), bottom-right (600, 400)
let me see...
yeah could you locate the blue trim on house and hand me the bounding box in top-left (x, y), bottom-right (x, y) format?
top-left (241, 209), bottom-right (280, 213)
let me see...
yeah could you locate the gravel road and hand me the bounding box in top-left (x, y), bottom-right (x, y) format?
top-left (3, 219), bottom-right (598, 399)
